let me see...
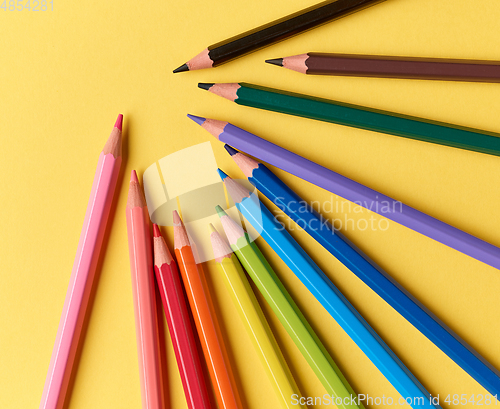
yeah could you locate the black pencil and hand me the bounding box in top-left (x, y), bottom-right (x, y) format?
top-left (173, 0), bottom-right (385, 73)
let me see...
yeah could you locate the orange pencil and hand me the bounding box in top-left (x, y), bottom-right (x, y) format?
top-left (173, 211), bottom-right (242, 409)
top-left (126, 171), bottom-right (165, 409)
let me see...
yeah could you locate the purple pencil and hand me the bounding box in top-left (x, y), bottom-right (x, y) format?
top-left (187, 114), bottom-right (500, 271)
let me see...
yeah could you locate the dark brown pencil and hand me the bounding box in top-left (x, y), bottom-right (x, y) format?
top-left (266, 53), bottom-right (500, 82)
top-left (173, 0), bottom-right (385, 73)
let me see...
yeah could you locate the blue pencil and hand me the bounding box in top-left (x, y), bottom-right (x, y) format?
top-left (217, 168), bottom-right (441, 408)
top-left (224, 145), bottom-right (500, 398)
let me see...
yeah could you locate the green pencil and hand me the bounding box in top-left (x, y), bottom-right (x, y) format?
top-left (215, 206), bottom-right (364, 409)
top-left (199, 82), bottom-right (500, 157)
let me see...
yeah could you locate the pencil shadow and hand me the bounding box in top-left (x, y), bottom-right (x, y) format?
top-left (62, 117), bottom-right (129, 409)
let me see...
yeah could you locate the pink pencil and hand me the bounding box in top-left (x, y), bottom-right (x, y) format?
top-left (126, 171), bottom-right (165, 409)
top-left (40, 115), bottom-right (123, 409)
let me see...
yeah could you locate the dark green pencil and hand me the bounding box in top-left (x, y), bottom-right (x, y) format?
top-left (198, 82), bottom-right (500, 157)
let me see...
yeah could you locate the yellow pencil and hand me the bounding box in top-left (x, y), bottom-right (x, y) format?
top-left (208, 224), bottom-right (305, 409)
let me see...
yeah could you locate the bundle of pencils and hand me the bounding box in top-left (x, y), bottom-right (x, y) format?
top-left (215, 206), bottom-right (365, 408)
top-left (40, 0), bottom-right (500, 407)
top-left (216, 172), bottom-right (440, 407)
top-left (223, 146), bottom-right (500, 397)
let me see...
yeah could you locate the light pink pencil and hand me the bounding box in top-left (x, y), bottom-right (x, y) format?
top-left (126, 171), bottom-right (165, 409)
top-left (40, 115), bottom-right (123, 409)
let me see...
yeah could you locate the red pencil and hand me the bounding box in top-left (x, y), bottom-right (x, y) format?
top-left (153, 224), bottom-right (213, 409)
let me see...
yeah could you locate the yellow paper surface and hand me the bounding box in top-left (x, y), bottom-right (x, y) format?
top-left (1, 0), bottom-right (499, 408)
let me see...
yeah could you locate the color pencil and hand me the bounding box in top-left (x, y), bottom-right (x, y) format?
top-left (126, 171), bottom-right (165, 409)
top-left (187, 114), bottom-right (500, 270)
top-left (266, 53), bottom-right (500, 82)
top-left (216, 207), bottom-right (365, 409)
top-left (173, 211), bottom-right (243, 409)
top-left (173, 0), bottom-right (385, 73)
top-left (208, 224), bottom-right (304, 409)
top-left (197, 82), bottom-right (500, 157)
top-left (217, 171), bottom-right (440, 408)
top-left (40, 115), bottom-right (123, 409)
top-left (153, 224), bottom-right (213, 409)
top-left (226, 146), bottom-right (500, 397)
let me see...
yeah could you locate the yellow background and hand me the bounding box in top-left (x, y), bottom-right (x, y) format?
top-left (1, 0), bottom-right (500, 408)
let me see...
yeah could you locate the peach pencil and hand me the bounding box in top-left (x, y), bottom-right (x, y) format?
top-left (126, 171), bottom-right (165, 409)
top-left (173, 211), bottom-right (243, 409)
top-left (40, 116), bottom-right (123, 409)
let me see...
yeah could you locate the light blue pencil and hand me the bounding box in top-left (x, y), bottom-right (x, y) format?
top-left (217, 168), bottom-right (440, 409)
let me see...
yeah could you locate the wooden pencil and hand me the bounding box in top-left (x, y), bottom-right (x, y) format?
top-left (197, 82), bottom-right (500, 157)
top-left (173, 211), bottom-right (243, 409)
top-left (217, 171), bottom-right (440, 408)
top-left (266, 53), bottom-right (500, 82)
top-left (208, 224), bottom-right (304, 409)
top-left (153, 224), bottom-right (213, 409)
top-left (126, 171), bottom-right (165, 409)
top-left (215, 207), bottom-right (365, 409)
top-left (187, 114), bottom-right (500, 270)
top-left (40, 115), bottom-right (123, 409)
top-left (173, 0), bottom-right (384, 73)
top-left (226, 145), bottom-right (500, 397)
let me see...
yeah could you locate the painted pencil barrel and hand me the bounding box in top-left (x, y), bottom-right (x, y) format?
top-left (218, 123), bottom-right (500, 270)
top-left (40, 153), bottom-right (120, 409)
top-left (235, 194), bottom-right (439, 408)
top-left (249, 163), bottom-right (500, 396)
top-left (302, 53), bottom-right (500, 82)
top-left (234, 83), bottom-right (500, 157)
top-left (217, 254), bottom-right (304, 409)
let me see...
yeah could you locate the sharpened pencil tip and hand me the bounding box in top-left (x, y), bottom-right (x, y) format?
top-left (115, 114), bottom-right (123, 131)
top-left (131, 170), bottom-right (138, 183)
top-left (172, 210), bottom-right (181, 225)
top-left (198, 83), bottom-right (214, 91)
top-left (153, 224), bottom-right (161, 238)
top-left (224, 145), bottom-right (239, 156)
top-left (187, 114), bottom-right (206, 126)
top-left (215, 205), bottom-right (227, 218)
top-left (208, 223), bottom-right (218, 235)
top-left (217, 168), bottom-right (229, 180)
top-left (173, 63), bottom-right (189, 73)
top-left (265, 58), bottom-right (284, 67)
